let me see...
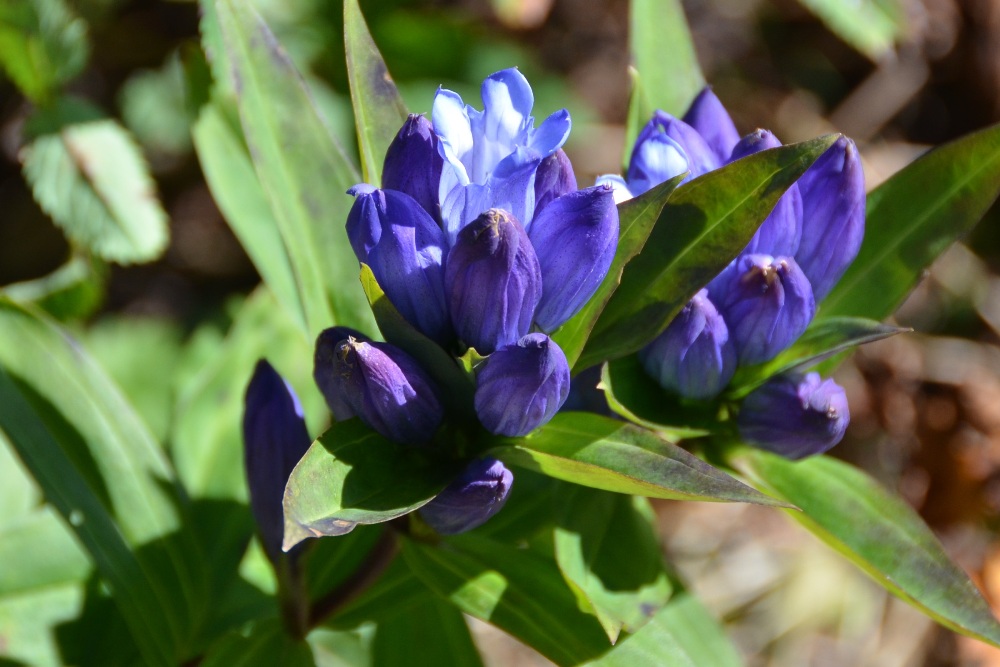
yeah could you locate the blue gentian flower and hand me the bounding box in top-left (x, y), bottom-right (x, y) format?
top-left (683, 87), bottom-right (741, 165)
top-left (313, 326), bottom-right (370, 421)
top-left (419, 457), bottom-right (514, 535)
top-left (433, 68), bottom-right (572, 244)
top-left (243, 360), bottom-right (312, 561)
top-left (533, 148), bottom-right (577, 216)
top-left (382, 114), bottom-right (445, 223)
top-left (738, 372), bottom-right (850, 459)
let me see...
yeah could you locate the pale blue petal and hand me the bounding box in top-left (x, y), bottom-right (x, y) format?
top-left (594, 174), bottom-right (634, 204)
top-left (528, 108), bottom-right (571, 157)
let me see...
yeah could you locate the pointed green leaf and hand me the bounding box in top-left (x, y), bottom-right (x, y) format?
top-left (554, 489), bottom-right (672, 643)
top-left (402, 536), bottom-right (611, 666)
top-left (344, 0), bottom-right (407, 185)
top-left (822, 122), bottom-right (1000, 321)
top-left (372, 595), bottom-right (484, 667)
top-left (553, 174), bottom-right (686, 370)
top-left (3, 254), bottom-right (106, 321)
top-left (201, 620), bottom-right (315, 667)
top-left (283, 420), bottom-right (455, 550)
top-left (728, 317), bottom-right (908, 396)
top-left (580, 135), bottom-right (840, 370)
top-left (0, 508), bottom-right (89, 599)
top-left (21, 101), bottom-right (169, 264)
top-left (490, 412), bottom-right (787, 506)
top-left (0, 0), bottom-right (89, 103)
top-left (730, 447), bottom-right (1000, 648)
top-left (213, 0), bottom-right (374, 335)
top-left (796, 0), bottom-right (905, 60)
top-left (629, 0), bottom-right (703, 118)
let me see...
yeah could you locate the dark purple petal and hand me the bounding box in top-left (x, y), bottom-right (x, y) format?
top-left (639, 289), bottom-right (736, 400)
top-left (382, 114), bottom-right (445, 222)
top-left (243, 360), bottom-right (312, 561)
top-left (711, 254), bottom-right (816, 365)
top-left (348, 187), bottom-right (452, 345)
top-left (314, 326), bottom-right (371, 421)
top-left (474, 333), bottom-right (570, 436)
top-left (683, 87), bottom-right (740, 165)
top-left (529, 184), bottom-right (619, 331)
top-left (738, 372), bottom-right (850, 459)
top-left (533, 148), bottom-right (577, 216)
top-left (419, 457), bottom-right (514, 535)
top-left (795, 136), bottom-right (866, 300)
top-left (445, 208), bottom-right (542, 354)
top-left (728, 128), bottom-right (781, 162)
top-left (345, 183), bottom-right (381, 260)
top-left (331, 338), bottom-right (444, 447)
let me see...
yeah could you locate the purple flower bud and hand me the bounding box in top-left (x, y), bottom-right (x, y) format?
top-left (445, 208), bottom-right (542, 354)
top-left (313, 326), bottom-right (371, 421)
top-left (474, 333), bottom-right (570, 436)
top-left (628, 111), bottom-right (720, 190)
top-left (639, 289), bottom-right (736, 400)
top-left (529, 184), bottom-right (619, 332)
top-left (419, 457), bottom-right (514, 535)
top-left (382, 114), bottom-right (445, 222)
top-left (728, 130), bottom-right (803, 258)
top-left (533, 148), bottom-right (577, 216)
top-left (738, 372), bottom-right (850, 460)
top-left (243, 360), bottom-right (311, 560)
top-left (683, 87), bottom-right (741, 165)
top-left (347, 186), bottom-right (452, 345)
top-left (710, 254), bottom-right (816, 365)
top-left (330, 337), bottom-right (444, 446)
top-left (795, 136), bottom-right (866, 300)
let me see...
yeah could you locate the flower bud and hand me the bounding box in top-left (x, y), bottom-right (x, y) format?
top-left (628, 111), bottom-right (720, 188)
top-left (382, 114), bottom-right (444, 222)
top-left (710, 254), bottom-right (816, 365)
top-left (529, 184), bottom-right (619, 331)
top-left (347, 186), bottom-right (452, 345)
top-left (795, 136), bottom-right (865, 300)
top-left (419, 457), bottom-right (514, 535)
top-left (313, 326), bottom-right (370, 421)
top-left (345, 183), bottom-right (381, 259)
top-left (639, 289), bottom-right (736, 400)
top-left (738, 372), bottom-right (850, 460)
top-left (533, 148), bottom-right (577, 216)
top-left (625, 131), bottom-right (689, 196)
top-left (243, 360), bottom-right (311, 560)
top-left (728, 130), bottom-right (803, 258)
top-left (474, 333), bottom-right (570, 436)
top-left (445, 208), bottom-right (542, 354)
top-left (330, 337), bottom-right (444, 446)
top-left (682, 87), bottom-right (740, 165)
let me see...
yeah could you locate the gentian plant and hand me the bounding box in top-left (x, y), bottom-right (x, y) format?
top-left (5, 0), bottom-right (1000, 665)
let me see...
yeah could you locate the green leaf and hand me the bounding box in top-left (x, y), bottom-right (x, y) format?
top-left (212, 0), bottom-right (374, 335)
top-left (490, 412), bottom-right (787, 506)
top-left (359, 264), bottom-right (475, 419)
top-left (0, 507), bottom-right (89, 599)
top-left (402, 536), bottom-right (611, 666)
top-left (553, 174), bottom-right (686, 370)
top-left (326, 558), bottom-right (430, 630)
top-left (192, 96), bottom-right (306, 334)
top-left (0, 0), bottom-right (89, 103)
top-left (822, 122), bottom-right (1000, 321)
top-left (119, 52), bottom-right (193, 158)
top-left (600, 356), bottom-right (713, 439)
top-left (728, 317), bottom-right (908, 396)
top-left (282, 420), bottom-right (456, 550)
top-left (796, 0), bottom-right (905, 60)
top-left (554, 489), bottom-right (672, 643)
top-left (579, 135), bottom-right (840, 370)
top-left (629, 0), bottom-right (703, 119)
top-left (20, 101), bottom-right (169, 264)
top-left (583, 580), bottom-right (743, 667)
top-left (201, 619), bottom-right (315, 667)
top-left (730, 447), bottom-right (1000, 648)
top-left (2, 254), bottom-right (106, 321)
top-left (343, 0), bottom-right (407, 185)
top-left (0, 584), bottom-right (82, 667)
top-left (372, 595), bottom-right (484, 667)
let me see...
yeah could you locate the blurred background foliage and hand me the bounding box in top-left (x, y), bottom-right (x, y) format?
top-left (2, 0), bottom-right (1000, 664)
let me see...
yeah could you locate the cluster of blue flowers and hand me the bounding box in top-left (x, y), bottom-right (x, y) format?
top-left (606, 89), bottom-right (863, 459)
top-left (244, 68), bottom-right (620, 545)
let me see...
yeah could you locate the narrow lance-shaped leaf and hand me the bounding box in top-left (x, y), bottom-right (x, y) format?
top-left (489, 412), bottom-right (788, 507)
top-left (579, 135), bottom-right (840, 370)
top-left (282, 420), bottom-right (455, 551)
top-left (821, 121), bottom-right (1000, 321)
top-left (344, 0), bottom-right (408, 185)
top-left (372, 595), bottom-right (485, 667)
top-left (629, 0), bottom-right (703, 119)
top-left (21, 100), bottom-right (169, 264)
top-left (553, 174), bottom-right (686, 371)
top-left (730, 447), bottom-right (1000, 648)
top-left (796, 0), bottom-right (906, 61)
top-left (213, 0), bottom-right (374, 334)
